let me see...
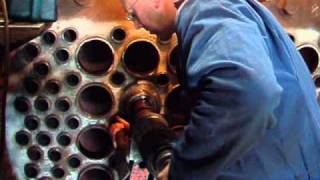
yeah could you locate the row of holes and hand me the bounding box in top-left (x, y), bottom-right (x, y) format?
top-left (16, 125), bottom-right (114, 159)
top-left (25, 164), bottom-right (114, 179)
top-left (24, 115), bottom-right (80, 131)
top-left (13, 38), bottom-right (179, 76)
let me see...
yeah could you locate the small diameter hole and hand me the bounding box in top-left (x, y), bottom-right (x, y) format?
top-left (55, 49), bottom-right (70, 63)
top-left (63, 28), bottom-right (78, 42)
top-left (110, 71), bottom-right (126, 86)
top-left (48, 148), bottom-right (62, 162)
top-left (15, 130), bottom-right (30, 146)
top-left (25, 115), bottom-right (40, 131)
top-left (36, 132), bottom-right (51, 146)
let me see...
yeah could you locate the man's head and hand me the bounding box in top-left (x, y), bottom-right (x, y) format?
top-left (120, 0), bottom-right (177, 40)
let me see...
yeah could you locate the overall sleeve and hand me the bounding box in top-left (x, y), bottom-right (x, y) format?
top-left (169, 3), bottom-right (283, 179)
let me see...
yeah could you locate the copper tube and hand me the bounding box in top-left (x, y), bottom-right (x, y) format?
top-left (77, 125), bottom-right (114, 159)
top-left (68, 155), bottom-right (82, 168)
top-left (34, 96), bottom-right (51, 112)
top-left (24, 163), bottom-right (39, 178)
top-left (110, 27), bottom-right (126, 43)
top-left (77, 39), bottom-right (114, 75)
top-left (36, 131), bottom-right (51, 146)
top-left (123, 41), bottom-right (159, 76)
top-left (45, 114), bottom-right (60, 129)
top-left (15, 130), bottom-right (30, 146)
top-left (57, 132), bottom-right (72, 146)
top-left (33, 61), bottom-right (50, 77)
top-left (48, 148), bottom-right (62, 162)
top-left (51, 166), bottom-right (65, 179)
top-left (65, 72), bottom-right (81, 87)
top-left (78, 84), bottom-right (113, 117)
top-left (45, 79), bottom-right (61, 95)
top-left (79, 165), bottom-right (115, 180)
top-left (55, 97), bottom-right (71, 112)
top-left (55, 48), bottom-right (70, 63)
top-left (66, 115), bottom-right (81, 129)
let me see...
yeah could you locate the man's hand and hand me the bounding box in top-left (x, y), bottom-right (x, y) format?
top-left (157, 163), bottom-right (170, 180)
top-left (109, 116), bottom-right (130, 152)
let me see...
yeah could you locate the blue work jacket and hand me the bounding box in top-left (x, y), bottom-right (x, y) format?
top-left (169, 0), bottom-right (320, 179)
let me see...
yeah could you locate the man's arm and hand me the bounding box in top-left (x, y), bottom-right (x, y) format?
top-left (169, 10), bottom-right (282, 179)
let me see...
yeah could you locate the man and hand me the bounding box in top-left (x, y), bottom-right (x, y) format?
top-left (117, 0), bottom-right (320, 179)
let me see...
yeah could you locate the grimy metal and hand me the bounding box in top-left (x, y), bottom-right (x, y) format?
top-left (2, 0), bottom-right (320, 179)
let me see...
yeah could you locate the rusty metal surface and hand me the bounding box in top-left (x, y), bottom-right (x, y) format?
top-left (1, 0), bottom-right (320, 179)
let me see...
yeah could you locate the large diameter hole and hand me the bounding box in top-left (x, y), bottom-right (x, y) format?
top-left (123, 41), bottom-right (159, 75)
top-left (77, 126), bottom-right (114, 159)
top-left (14, 96), bottom-right (31, 113)
top-left (79, 165), bottom-right (114, 180)
top-left (299, 45), bottom-right (319, 73)
top-left (78, 84), bottom-right (113, 117)
top-left (78, 39), bottom-right (114, 75)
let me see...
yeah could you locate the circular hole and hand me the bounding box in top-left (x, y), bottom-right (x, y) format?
top-left (165, 86), bottom-right (188, 126)
top-left (55, 48), bottom-right (70, 63)
top-left (24, 163), bottom-right (39, 178)
top-left (77, 126), bottom-right (114, 159)
top-left (56, 97), bottom-right (71, 112)
top-left (27, 146), bottom-right (43, 161)
top-left (79, 165), bottom-right (114, 180)
top-left (298, 45), bottom-right (319, 73)
top-left (57, 132), bottom-right (72, 146)
top-left (33, 61), bottom-right (50, 77)
top-left (23, 77), bottom-right (40, 95)
top-left (15, 130), bottom-right (30, 146)
top-left (315, 75), bottom-right (320, 87)
top-left (17, 43), bottom-right (40, 62)
top-left (156, 73), bottom-right (170, 86)
top-left (169, 46), bottom-right (179, 73)
top-left (63, 28), bottom-right (78, 42)
top-left (111, 27), bottom-right (126, 43)
top-left (45, 114), bottom-right (60, 129)
top-left (13, 96), bottom-right (30, 113)
top-left (78, 84), bottom-right (113, 117)
top-left (34, 96), bottom-right (50, 112)
top-left (48, 148), bottom-right (62, 162)
top-left (36, 132), bottom-right (51, 146)
top-left (24, 115), bottom-right (40, 131)
top-left (77, 39), bottom-right (114, 75)
top-left (51, 166), bottom-right (65, 179)
top-left (68, 155), bottom-right (81, 168)
top-left (123, 41), bottom-right (159, 75)
top-left (110, 71), bottom-right (126, 86)
top-left (66, 116), bottom-right (80, 129)
top-left (65, 72), bottom-right (81, 87)
top-left (42, 31), bottom-right (56, 45)
top-left (45, 79), bottom-right (61, 95)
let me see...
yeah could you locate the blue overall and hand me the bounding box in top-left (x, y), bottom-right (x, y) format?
top-left (169, 0), bottom-right (320, 179)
